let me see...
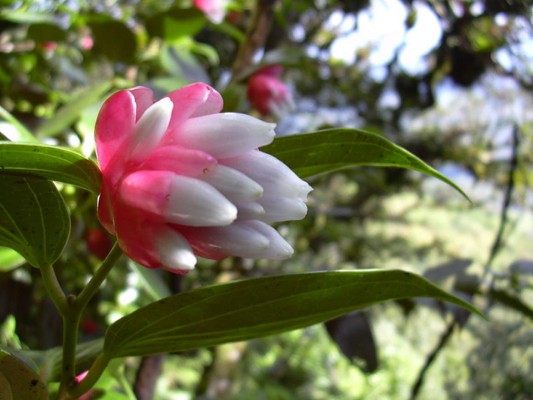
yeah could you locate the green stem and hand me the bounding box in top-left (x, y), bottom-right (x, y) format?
top-left (68, 353), bottom-right (111, 399)
top-left (56, 242), bottom-right (122, 399)
top-left (40, 262), bottom-right (69, 316)
top-left (57, 304), bottom-right (81, 400)
top-left (115, 367), bottom-right (137, 400)
top-left (77, 241), bottom-right (122, 309)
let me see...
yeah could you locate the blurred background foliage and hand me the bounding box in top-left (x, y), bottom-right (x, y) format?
top-left (0, 0), bottom-right (532, 399)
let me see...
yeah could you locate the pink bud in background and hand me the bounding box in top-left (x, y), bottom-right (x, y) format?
top-left (194, 0), bottom-right (227, 23)
top-left (41, 41), bottom-right (57, 52)
top-left (95, 83), bottom-right (311, 274)
top-left (247, 65), bottom-right (294, 117)
top-left (80, 33), bottom-right (94, 51)
top-left (85, 228), bottom-right (113, 260)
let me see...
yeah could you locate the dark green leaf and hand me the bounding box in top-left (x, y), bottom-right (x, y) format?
top-left (19, 339), bottom-right (103, 382)
top-left (262, 128), bottom-right (470, 201)
top-left (0, 350), bottom-right (47, 400)
top-left (89, 20), bottom-right (137, 62)
top-left (490, 288), bottom-right (533, 320)
top-left (26, 23), bottom-right (66, 43)
top-left (0, 143), bottom-right (101, 193)
top-left (145, 8), bottom-right (204, 39)
top-left (36, 81), bottom-right (112, 138)
top-left (0, 175), bottom-right (70, 267)
top-left (104, 270), bottom-right (482, 358)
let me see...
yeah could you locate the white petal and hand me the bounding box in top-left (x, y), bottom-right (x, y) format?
top-left (235, 201), bottom-right (265, 219)
top-left (194, 223), bottom-right (270, 258)
top-left (243, 220), bottom-right (294, 259)
top-left (222, 151), bottom-right (312, 201)
top-left (177, 113), bottom-right (276, 158)
top-left (259, 196), bottom-right (308, 223)
top-left (201, 165), bottom-right (263, 202)
top-left (121, 171), bottom-right (237, 227)
top-left (130, 98), bottom-right (173, 162)
top-left (166, 176), bottom-right (237, 226)
top-left (155, 228), bottom-right (197, 271)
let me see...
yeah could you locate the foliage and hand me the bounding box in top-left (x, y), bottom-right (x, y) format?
top-left (0, 0), bottom-right (532, 399)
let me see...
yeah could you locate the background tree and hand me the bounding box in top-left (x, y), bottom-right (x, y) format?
top-left (0, 0), bottom-right (531, 399)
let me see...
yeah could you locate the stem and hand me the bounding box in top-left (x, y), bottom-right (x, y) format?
top-left (57, 302), bottom-right (81, 400)
top-left (410, 319), bottom-right (456, 400)
top-left (56, 242), bottom-right (122, 399)
top-left (40, 262), bottom-right (69, 316)
top-left (68, 353), bottom-right (111, 399)
top-left (116, 368), bottom-right (137, 400)
top-left (230, 0), bottom-right (278, 83)
top-left (483, 125), bottom-right (519, 278)
top-left (77, 241), bottom-right (122, 309)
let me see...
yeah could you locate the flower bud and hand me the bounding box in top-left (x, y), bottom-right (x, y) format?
top-left (95, 83), bottom-right (311, 273)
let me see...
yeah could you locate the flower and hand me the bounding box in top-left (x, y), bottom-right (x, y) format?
top-left (95, 83), bottom-right (312, 273)
top-left (247, 65), bottom-right (294, 117)
top-left (194, 0), bottom-right (227, 24)
top-left (79, 33), bottom-right (94, 51)
top-left (85, 227), bottom-right (113, 260)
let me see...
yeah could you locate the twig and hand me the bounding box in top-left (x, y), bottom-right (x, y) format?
top-left (133, 356), bottom-right (165, 400)
top-left (230, 0), bottom-right (278, 83)
top-left (410, 125), bottom-right (521, 399)
top-left (484, 124), bottom-right (520, 275)
top-left (410, 320), bottom-right (456, 400)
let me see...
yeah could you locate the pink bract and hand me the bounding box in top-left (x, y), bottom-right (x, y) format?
top-left (95, 83), bottom-right (311, 273)
top-left (247, 66), bottom-right (294, 117)
top-left (193, 0), bottom-right (226, 23)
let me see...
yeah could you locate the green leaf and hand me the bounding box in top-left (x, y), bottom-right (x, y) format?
top-left (130, 260), bottom-right (171, 301)
top-left (262, 128), bottom-right (470, 201)
top-left (0, 247), bottom-right (26, 272)
top-left (0, 350), bottom-right (47, 400)
top-left (26, 23), bottom-right (66, 43)
top-left (0, 105), bottom-right (38, 142)
top-left (162, 14), bottom-right (205, 41)
top-left (0, 175), bottom-right (70, 267)
top-left (489, 288), bottom-right (533, 320)
top-left (19, 339), bottom-right (103, 382)
top-left (103, 270), bottom-right (482, 358)
top-left (36, 81), bottom-right (112, 138)
top-left (0, 10), bottom-right (55, 24)
top-left (88, 20), bottom-right (137, 62)
top-left (0, 142), bottom-right (101, 193)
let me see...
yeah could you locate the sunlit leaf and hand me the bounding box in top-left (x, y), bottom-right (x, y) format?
top-left (0, 105), bottom-right (37, 142)
top-left (0, 175), bottom-right (70, 267)
top-left (130, 261), bottom-right (171, 301)
top-left (0, 247), bottom-right (26, 272)
top-left (0, 10), bottom-right (54, 24)
top-left (0, 350), bottom-right (47, 400)
top-left (0, 142), bottom-right (101, 193)
top-left (104, 270), bottom-right (482, 358)
top-left (36, 81), bottom-right (112, 138)
top-left (163, 15), bottom-right (205, 41)
top-left (262, 128), bottom-right (470, 201)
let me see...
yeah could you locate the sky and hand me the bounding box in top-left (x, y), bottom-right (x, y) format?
top-left (326, 0), bottom-right (532, 82)
top-left (328, 0), bottom-right (442, 75)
